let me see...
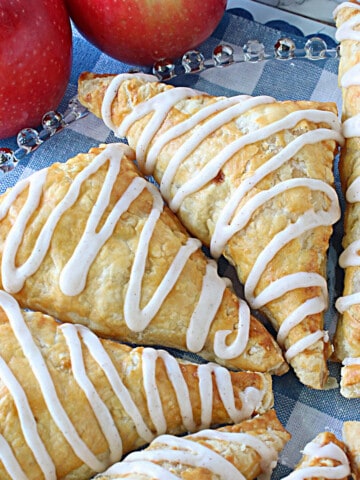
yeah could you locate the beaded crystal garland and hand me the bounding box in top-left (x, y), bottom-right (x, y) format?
top-left (152, 36), bottom-right (338, 81)
top-left (0, 97), bottom-right (89, 174)
top-left (0, 37), bottom-right (338, 174)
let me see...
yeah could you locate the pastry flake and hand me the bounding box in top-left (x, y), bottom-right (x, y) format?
top-left (94, 410), bottom-right (290, 480)
top-left (0, 142), bottom-right (287, 375)
top-left (332, 1), bottom-right (360, 398)
top-left (283, 431), bottom-right (351, 480)
top-left (0, 290), bottom-right (274, 479)
top-left (78, 72), bottom-right (343, 389)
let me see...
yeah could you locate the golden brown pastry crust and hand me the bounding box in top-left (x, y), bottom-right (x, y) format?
top-left (343, 421), bottom-right (360, 480)
top-left (0, 143), bottom-right (287, 375)
top-left (78, 72), bottom-right (342, 389)
top-left (287, 431), bottom-right (351, 480)
top-left (0, 291), bottom-right (274, 479)
top-left (331, 1), bottom-right (360, 398)
top-left (94, 410), bottom-right (291, 480)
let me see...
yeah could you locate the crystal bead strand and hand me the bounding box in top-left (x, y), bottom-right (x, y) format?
top-left (153, 36), bottom-right (338, 79)
top-left (0, 97), bottom-right (88, 174)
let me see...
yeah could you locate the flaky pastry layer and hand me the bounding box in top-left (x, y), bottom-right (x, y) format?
top-left (0, 291), bottom-right (274, 479)
top-left (95, 410), bottom-right (290, 480)
top-left (331, 1), bottom-right (360, 398)
top-left (0, 143), bottom-right (287, 375)
top-left (78, 72), bottom-right (342, 389)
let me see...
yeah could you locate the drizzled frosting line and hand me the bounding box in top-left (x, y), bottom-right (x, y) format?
top-left (102, 429), bottom-right (279, 479)
top-left (0, 291), bottom-right (267, 477)
top-left (334, 2), bottom-right (360, 319)
top-left (100, 73), bottom-right (342, 364)
top-left (282, 440), bottom-right (350, 480)
top-left (0, 142), bottom-right (253, 362)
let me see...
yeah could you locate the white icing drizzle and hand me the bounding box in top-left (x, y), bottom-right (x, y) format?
top-left (0, 356), bottom-right (55, 479)
top-left (102, 460), bottom-right (179, 479)
top-left (334, 3), bottom-right (360, 320)
top-left (141, 349), bottom-right (265, 434)
top-left (147, 94), bottom-right (256, 189)
top-left (341, 62), bottom-right (360, 88)
top-left (210, 131), bottom-right (341, 258)
top-left (169, 114), bottom-right (341, 214)
top-left (342, 112), bottom-right (360, 138)
top-left (0, 291), bottom-right (266, 477)
top-left (103, 429), bottom-right (278, 480)
top-left (343, 356), bottom-right (360, 365)
top-left (116, 86), bottom-right (200, 173)
top-left (101, 73), bottom-right (158, 133)
top-left (126, 436), bottom-right (245, 479)
top-left (0, 434), bottom-right (28, 480)
top-left (191, 429), bottom-right (278, 479)
top-left (205, 365), bottom-right (264, 424)
top-left (101, 74), bottom-right (342, 362)
top-left (0, 291), bottom-right (105, 473)
top-left (186, 260), bottom-right (227, 353)
top-left (0, 142), bottom-right (253, 361)
top-left (72, 323), bottom-right (154, 444)
top-left (336, 291), bottom-right (360, 314)
top-left (335, 6), bottom-right (360, 43)
top-left (334, 1), bottom-right (360, 18)
top-left (158, 95), bottom-right (276, 206)
top-left (0, 144), bottom-right (250, 359)
top-left (59, 323), bottom-right (123, 464)
top-left (0, 169), bottom-right (48, 293)
top-left (282, 440), bottom-right (350, 480)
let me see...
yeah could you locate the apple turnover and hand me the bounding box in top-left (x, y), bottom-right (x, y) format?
top-left (93, 410), bottom-right (290, 480)
top-left (343, 421), bottom-right (360, 479)
top-left (0, 290), bottom-right (274, 479)
top-left (282, 431), bottom-right (351, 480)
top-left (78, 72), bottom-right (343, 389)
top-left (0, 142), bottom-right (287, 375)
top-left (332, 1), bottom-right (360, 398)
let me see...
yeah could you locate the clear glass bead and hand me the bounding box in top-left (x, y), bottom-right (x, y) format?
top-left (182, 50), bottom-right (205, 73)
top-left (274, 37), bottom-right (296, 60)
top-left (42, 111), bottom-right (63, 132)
top-left (68, 97), bottom-right (84, 115)
top-left (153, 58), bottom-right (176, 81)
top-left (243, 40), bottom-right (265, 62)
top-left (16, 128), bottom-right (41, 153)
top-left (62, 96), bottom-right (88, 124)
top-left (213, 44), bottom-right (234, 67)
top-left (304, 36), bottom-right (327, 60)
top-left (0, 148), bottom-right (17, 173)
top-left (39, 129), bottom-right (52, 142)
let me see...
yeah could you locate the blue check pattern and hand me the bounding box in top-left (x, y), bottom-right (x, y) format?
top-left (0, 5), bottom-right (355, 478)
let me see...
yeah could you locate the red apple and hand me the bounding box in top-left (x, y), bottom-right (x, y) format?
top-left (64, 0), bottom-right (227, 66)
top-left (0, 0), bottom-right (72, 139)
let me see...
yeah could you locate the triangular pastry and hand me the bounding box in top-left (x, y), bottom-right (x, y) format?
top-left (332, 1), bottom-right (360, 398)
top-left (0, 290), bottom-right (274, 479)
top-left (0, 142), bottom-right (287, 375)
top-left (78, 72), bottom-right (343, 389)
top-left (343, 421), bottom-right (360, 479)
top-left (282, 431), bottom-right (351, 480)
top-left (93, 410), bottom-right (290, 480)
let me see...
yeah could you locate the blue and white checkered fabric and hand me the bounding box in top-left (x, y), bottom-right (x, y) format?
top-left (0, 2), bottom-right (356, 477)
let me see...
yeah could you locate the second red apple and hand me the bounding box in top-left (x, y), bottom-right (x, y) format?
top-left (65, 0), bottom-right (227, 66)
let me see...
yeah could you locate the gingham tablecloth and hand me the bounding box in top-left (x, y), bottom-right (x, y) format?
top-left (0, 1), bottom-right (355, 477)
